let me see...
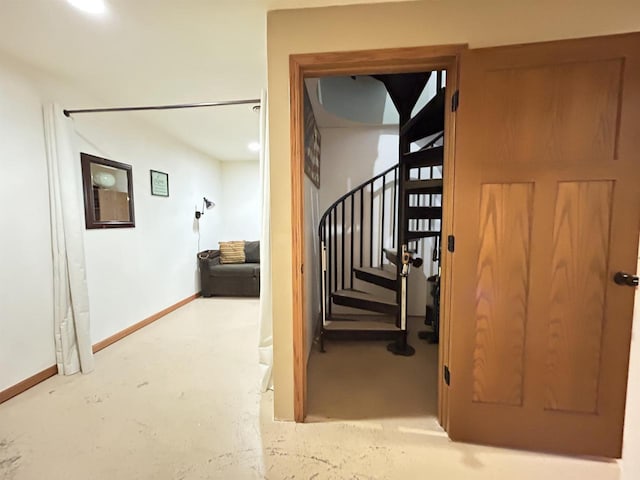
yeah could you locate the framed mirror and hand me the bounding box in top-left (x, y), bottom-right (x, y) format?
top-left (80, 153), bottom-right (135, 229)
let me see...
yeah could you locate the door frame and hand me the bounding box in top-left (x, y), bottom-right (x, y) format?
top-left (289, 44), bottom-right (466, 423)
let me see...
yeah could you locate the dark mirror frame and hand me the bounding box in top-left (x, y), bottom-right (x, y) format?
top-left (80, 152), bottom-right (136, 229)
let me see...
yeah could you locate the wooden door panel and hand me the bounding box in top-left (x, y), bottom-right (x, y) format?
top-left (545, 181), bottom-right (613, 413)
top-left (449, 33), bottom-right (640, 457)
top-left (481, 59), bottom-right (623, 166)
top-left (473, 183), bottom-right (533, 406)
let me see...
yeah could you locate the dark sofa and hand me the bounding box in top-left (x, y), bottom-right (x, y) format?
top-left (198, 241), bottom-right (260, 297)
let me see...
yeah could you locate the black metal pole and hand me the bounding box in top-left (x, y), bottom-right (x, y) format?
top-left (63, 99), bottom-right (261, 117)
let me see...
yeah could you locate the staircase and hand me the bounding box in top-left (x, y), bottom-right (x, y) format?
top-left (319, 71), bottom-right (446, 356)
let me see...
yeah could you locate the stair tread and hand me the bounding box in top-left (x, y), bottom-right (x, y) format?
top-left (332, 289), bottom-right (398, 307)
top-left (403, 146), bottom-right (444, 169)
top-left (383, 247), bottom-right (416, 255)
top-left (400, 88), bottom-right (445, 143)
top-left (354, 265), bottom-right (397, 290)
top-left (353, 266), bottom-right (397, 282)
top-left (324, 319), bottom-right (400, 331)
top-left (405, 179), bottom-right (443, 194)
top-left (327, 313), bottom-right (396, 321)
top-left (406, 230), bottom-right (441, 240)
top-left (405, 178), bottom-right (443, 189)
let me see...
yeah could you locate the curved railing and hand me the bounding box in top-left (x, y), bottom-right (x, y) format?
top-left (318, 163), bottom-right (399, 320)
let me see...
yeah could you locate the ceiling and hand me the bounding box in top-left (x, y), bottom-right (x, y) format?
top-left (306, 77), bottom-right (399, 128)
top-left (0, 0), bottom-right (411, 162)
top-left (305, 72), bottom-right (439, 128)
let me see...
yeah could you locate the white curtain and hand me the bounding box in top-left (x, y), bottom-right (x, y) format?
top-left (258, 90), bottom-right (273, 392)
top-left (43, 104), bottom-right (94, 376)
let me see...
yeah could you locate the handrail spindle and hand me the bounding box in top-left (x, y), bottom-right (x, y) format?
top-left (369, 180), bottom-right (374, 267)
top-left (318, 163), bottom-right (399, 318)
top-left (392, 169), bottom-right (397, 249)
top-left (332, 209), bottom-right (337, 296)
top-left (380, 174), bottom-right (386, 266)
top-left (359, 189), bottom-right (364, 268)
top-left (350, 196), bottom-right (354, 289)
top-left (341, 200), bottom-right (345, 290)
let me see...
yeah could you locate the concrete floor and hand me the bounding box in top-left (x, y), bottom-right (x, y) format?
top-left (0, 298), bottom-right (624, 479)
top-left (307, 316), bottom-right (440, 431)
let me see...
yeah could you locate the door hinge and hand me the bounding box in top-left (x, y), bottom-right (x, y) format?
top-left (444, 365), bottom-right (451, 386)
top-left (447, 235), bottom-right (455, 253)
top-left (451, 90), bottom-right (459, 112)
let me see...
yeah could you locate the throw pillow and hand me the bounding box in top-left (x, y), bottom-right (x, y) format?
top-left (219, 240), bottom-right (246, 264)
top-left (244, 241), bottom-right (260, 263)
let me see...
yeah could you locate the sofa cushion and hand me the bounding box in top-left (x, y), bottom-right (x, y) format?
top-left (220, 240), bottom-right (245, 264)
top-left (208, 263), bottom-right (258, 278)
top-left (245, 241), bottom-right (260, 263)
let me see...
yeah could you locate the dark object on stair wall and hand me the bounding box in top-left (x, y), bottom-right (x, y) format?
top-left (304, 86), bottom-right (321, 188)
top-left (419, 274), bottom-right (440, 344)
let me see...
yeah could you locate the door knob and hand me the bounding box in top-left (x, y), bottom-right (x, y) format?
top-left (614, 272), bottom-right (639, 287)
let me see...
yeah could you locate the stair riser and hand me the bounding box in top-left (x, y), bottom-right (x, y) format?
top-left (332, 295), bottom-right (399, 315)
top-left (408, 191), bottom-right (442, 197)
top-left (406, 187), bottom-right (443, 195)
top-left (407, 207), bottom-right (442, 219)
top-left (322, 329), bottom-right (403, 342)
top-left (354, 270), bottom-right (397, 290)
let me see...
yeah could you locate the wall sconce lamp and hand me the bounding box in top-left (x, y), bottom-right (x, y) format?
top-left (195, 197), bottom-right (215, 219)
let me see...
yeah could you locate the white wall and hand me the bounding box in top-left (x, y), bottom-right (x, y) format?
top-left (73, 114), bottom-right (223, 343)
top-left (0, 51), bottom-right (224, 391)
top-left (218, 161), bottom-right (261, 243)
top-left (319, 127), bottom-right (398, 212)
top-left (0, 57), bottom-right (56, 391)
top-left (304, 177), bottom-right (320, 361)
top-left (622, 247), bottom-right (640, 478)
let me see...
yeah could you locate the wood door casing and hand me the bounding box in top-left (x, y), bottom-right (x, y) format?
top-left (449, 33), bottom-right (640, 457)
top-left (289, 45), bottom-right (466, 423)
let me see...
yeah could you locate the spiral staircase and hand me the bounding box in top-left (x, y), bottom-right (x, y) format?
top-left (318, 71), bottom-right (448, 356)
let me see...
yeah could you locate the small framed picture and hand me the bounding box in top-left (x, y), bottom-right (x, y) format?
top-left (150, 170), bottom-right (169, 197)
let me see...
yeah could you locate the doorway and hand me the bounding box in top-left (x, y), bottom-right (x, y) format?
top-left (303, 69), bottom-right (447, 427)
top-left (289, 45), bottom-right (463, 426)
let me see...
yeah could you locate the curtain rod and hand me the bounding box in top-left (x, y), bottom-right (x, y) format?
top-left (63, 99), bottom-right (261, 117)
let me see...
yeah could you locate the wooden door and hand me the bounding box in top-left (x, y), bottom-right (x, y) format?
top-left (448, 33), bottom-right (640, 457)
